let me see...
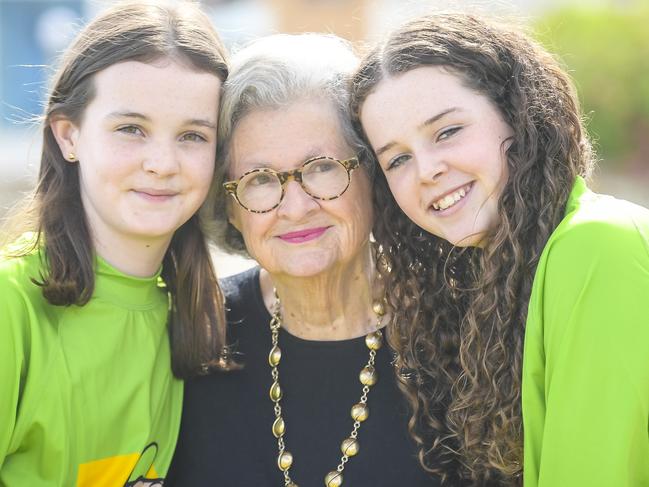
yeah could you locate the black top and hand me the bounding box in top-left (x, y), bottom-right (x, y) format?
top-left (167, 267), bottom-right (439, 486)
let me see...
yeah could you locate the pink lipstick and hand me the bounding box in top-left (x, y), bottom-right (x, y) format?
top-left (278, 227), bottom-right (329, 243)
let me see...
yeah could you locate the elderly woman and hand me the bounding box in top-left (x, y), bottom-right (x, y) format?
top-left (166, 34), bottom-right (436, 486)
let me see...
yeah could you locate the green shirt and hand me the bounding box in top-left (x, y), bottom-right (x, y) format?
top-left (0, 249), bottom-right (183, 486)
top-left (523, 177), bottom-right (649, 486)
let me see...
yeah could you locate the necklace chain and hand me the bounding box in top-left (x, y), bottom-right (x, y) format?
top-left (268, 290), bottom-right (384, 487)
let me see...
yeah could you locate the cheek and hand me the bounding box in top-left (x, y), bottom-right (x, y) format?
top-left (384, 173), bottom-right (415, 208)
top-left (238, 212), bottom-right (272, 248)
top-left (240, 217), bottom-right (276, 264)
top-left (228, 203), bottom-right (245, 234)
top-left (480, 146), bottom-right (509, 196)
top-left (346, 176), bottom-right (374, 229)
top-left (498, 142), bottom-right (510, 181)
top-left (82, 142), bottom-right (139, 180)
top-left (345, 203), bottom-right (372, 238)
top-left (186, 158), bottom-right (216, 192)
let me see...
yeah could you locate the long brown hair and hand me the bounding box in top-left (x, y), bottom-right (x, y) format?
top-left (2, 0), bottom-right (230, 378)
top-left (351, 13), bottom-right (594, 485)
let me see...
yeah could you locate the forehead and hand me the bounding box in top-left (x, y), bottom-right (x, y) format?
top-left (364, 66), bottom-right (475, 116)
top-left (229, 99), bottom-right (351, 176)
top-left (87, 59), bottom-right (222, 119)
top-left (360, 66), bottom-right (499, 144)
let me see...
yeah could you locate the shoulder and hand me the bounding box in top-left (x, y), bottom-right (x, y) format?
top-left (529, 189), bottom-right (649, 330)
top-left (0, 232), bottom-right (44, 288)
top-left (220, 266), bottom-right (261, 310)
top-left (527, 191), bottom-right (649, 367)
top-left (543, 190), bottom-right (649, 270)
top-left (219, 266), bottom-right (265, 327)
top-left (0, 252), bottom-right (45, 369)
top-left (0, 251), bottom-right (43, 305)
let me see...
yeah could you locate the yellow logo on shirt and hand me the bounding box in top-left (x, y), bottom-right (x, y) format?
top-left (77, 443), bottom-right (162, 487)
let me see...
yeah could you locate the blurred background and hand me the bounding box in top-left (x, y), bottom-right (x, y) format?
top-left (1, 0), bottom-right (647, 274)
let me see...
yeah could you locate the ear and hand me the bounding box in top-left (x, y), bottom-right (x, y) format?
top-left (50, 116), bottom-right (81, 162)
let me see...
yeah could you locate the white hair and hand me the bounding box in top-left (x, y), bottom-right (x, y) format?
top-left (208, 33), bottom-right (370, 254)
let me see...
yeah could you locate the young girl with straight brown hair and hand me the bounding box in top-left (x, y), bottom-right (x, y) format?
top-left (0, 2), bottom-right (230, 484)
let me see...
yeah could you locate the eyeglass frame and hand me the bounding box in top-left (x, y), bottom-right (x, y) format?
top-left (223, 155), bottom-right (360, 214)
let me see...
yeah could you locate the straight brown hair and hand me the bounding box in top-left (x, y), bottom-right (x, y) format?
top-left (2, 0), bottom-right (231, 378)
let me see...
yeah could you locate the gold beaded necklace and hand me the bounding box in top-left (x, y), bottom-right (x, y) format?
top-left (268, 290), bottom-right (385, 487)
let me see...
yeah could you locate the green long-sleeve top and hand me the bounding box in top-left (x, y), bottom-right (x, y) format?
top-left (523, 177), bottom-right (649, 487)
top-left (0, 248), bottom-right (183, 486)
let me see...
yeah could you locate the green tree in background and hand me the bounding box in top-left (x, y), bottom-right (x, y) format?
top-left (535, 3), bottom-right (649, 172)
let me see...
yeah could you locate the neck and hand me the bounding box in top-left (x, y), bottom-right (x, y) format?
top-left (93, 233), bottom-right (170, 278)
top-left (260, 246), bottom-right (382, 340)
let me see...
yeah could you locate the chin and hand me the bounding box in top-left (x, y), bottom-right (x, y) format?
top-left (281, 264), bottom-right (333, 278)
top-left (270, 248), bottom-right (336, 276)
top-left (128, 226), bottom-right (178, 242)
top-left (447, 229), bottom-right (489, 248)
top-left (280, 257), bottom-right (339, 278)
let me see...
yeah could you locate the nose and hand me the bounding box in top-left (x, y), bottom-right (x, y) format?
top-left (142, 139), bottom-right (180, 177)
top-left (276, 180), bottom-right (319, 221)
top-left (416, 151), bottom-right (447, 184)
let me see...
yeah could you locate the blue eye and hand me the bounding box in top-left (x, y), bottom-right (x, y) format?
top-left (437, 126), bottom-right (461, 141)
top-left (117, 125), bottom-right (143, 136)
top-left (386, 154), bottom-right (411, 171)
top-left (180, 132), bottom-right (207, 143)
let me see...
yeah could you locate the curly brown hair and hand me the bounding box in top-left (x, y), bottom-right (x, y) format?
top-left (350, 13), bottom-right (594, 485)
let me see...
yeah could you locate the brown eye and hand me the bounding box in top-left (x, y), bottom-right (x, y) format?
top-left (247, 172), bottom-right (275, 187)
top-left (180, 132), bottom-right (207, 143)
top-left (310, 160), bottom-right (337, 173)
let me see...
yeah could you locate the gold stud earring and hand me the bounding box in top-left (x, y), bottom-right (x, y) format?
top-left (67, 152), bottom-right (76, 162)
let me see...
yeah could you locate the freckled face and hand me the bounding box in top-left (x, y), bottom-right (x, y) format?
top-left (70, 59), bottom-right (221, 249)
top-left (227, 100), bottom-right (373, 278)
top-left (360, 66), bottom-right (512, 247)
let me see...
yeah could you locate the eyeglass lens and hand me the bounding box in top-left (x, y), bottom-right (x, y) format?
top-left (237, 158), bottom-right (350, 212)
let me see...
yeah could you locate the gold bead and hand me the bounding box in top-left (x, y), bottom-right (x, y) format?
top-left (287, 483), bottom-right (299, 487)
top-left (272, 416), bottom-right (285, 438)
top-left (325, 470), bottom-right (343, 486)
top-left (270, 381), bottom-right (282, 402)
top-left (341, 437), bottom-right (359, 456)
top-left (365, 331), bottom-right (383, 351)
top-left (359, 365), bottom-right (378, 386)
top-left (269, 345), bottom-right (282, 366)
top-left (372, 300), bottom-right (386, 316)
top-left (277, 450), bottom-right (293, 471)
top-left (377, 253), bottom-right (390, 273)
top-left (350, 403), bottom-right (369, 422)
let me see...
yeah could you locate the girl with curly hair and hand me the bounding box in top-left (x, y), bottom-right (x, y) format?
top-left (351, 12), bottom-right (649, 487)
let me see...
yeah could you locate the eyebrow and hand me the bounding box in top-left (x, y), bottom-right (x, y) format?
top-left (418, 107), bottom-right (459, 130)
top-left (187, 118), bottom-right (217, 130)
top-left (106, 111), bottom-right (216, 129)
top-left (107, 111), bottom-right (150, 121)
top-left (237, 149), bottom-right (328, 173)
top-left (374, 107), bottom-right (460, 157)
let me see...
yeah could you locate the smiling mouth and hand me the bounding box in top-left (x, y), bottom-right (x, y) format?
top-left (133, 189), bottom-right (178, 201)
top-left (431, 182), bottom-right (473, 211)
top-left (278, 227), bottom-right (329, 243)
